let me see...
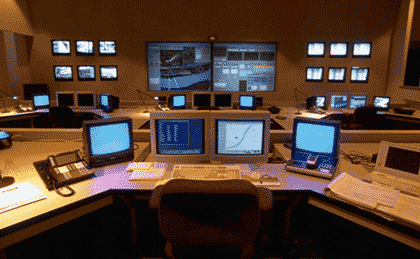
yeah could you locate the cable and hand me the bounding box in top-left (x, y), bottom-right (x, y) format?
top-left (339, 149), bottom-right (375, 171)
top-left (133, 143), bottom-right (139, 151)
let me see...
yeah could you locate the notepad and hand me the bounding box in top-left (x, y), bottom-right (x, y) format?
top-left (0, 182), bottom-right (46, 214)
top-left (128, 162), bottom-right (168, 182)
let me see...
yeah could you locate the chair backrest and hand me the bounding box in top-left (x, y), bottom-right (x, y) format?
top-left (354, 106), bottom-right (380, 128)
top-left (49, 106), bottom-right (77, 128)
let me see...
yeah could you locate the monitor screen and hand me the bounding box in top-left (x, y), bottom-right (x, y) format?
top-left (307, 42), bottom-right (325, 57)
top-left (23, 84), bottom-right (49, 101)
top-left (214, 94), bottom-right (232, 107)
top-left (239, 95), bottom-right (255, 109)
top-left (148, 42), bottom-right (211, 91)
top-left (51, 40), bottom-right (71, 55)
top-left (100, 66), bottom-right (118, 81)
top-left (75, 40), bottom-right (93, 55)
top-left (100, 94), bottom-right (109, 107)
top-left (329, 43), bottom-right (348, 57)
top-left (373, 96), bottom-right (390, 109)
top-left (212, 42), bottom-right (276, 92)
top-left (350, 67), bottom-right (369, 83)
top-left (169, 94), bottom-right (186, 109)
top-left (330, 95), bottom-right (348, 109)
top-left (315, 96), bottom-right (326, 109)
top-left (306, 67), bottom-right (323, 82)
top-left (77, 93), bottom-right (96, 108)
top-left (349, 95), bottom-right (367, 109)
top-left (353, 43), bottom-right (372, 57)
top-left (194, 93), bottom-right (211, 107)
top-left (216, 120), bottom-right (264, 155)
top-left (98, 40), bottom-right (116, 55)
top-left (56, 92), bottom-right (75, 107)
top-left (83, 117), bottom-right (134, 167)
top-left (54, 66), bottom-right (73, 81)
top-left (328, 67), bottom-right (346, 82)
top-left (77, 66), bottom-right (95, 81)
top-left (32, 94), bottom-right (50, 109)
top-left (295, 122), bottom-right (337, 155)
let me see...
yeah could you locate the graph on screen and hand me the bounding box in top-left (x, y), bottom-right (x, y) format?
top-left (217, 120), bottom-right (263, 155)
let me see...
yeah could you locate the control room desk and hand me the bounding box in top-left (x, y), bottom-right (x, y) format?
top-left (1, 141), bottom-right (420, 257)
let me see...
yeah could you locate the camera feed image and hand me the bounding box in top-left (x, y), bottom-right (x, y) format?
top-left (213, 42), bottom-right (276, 92)
top-left (328, 68), bottom-right (345, 81)
top-left (54, 66), bottom-right (73, 80)
top-left (374, 97), bottom-right (390, 108)
top-left (99, 41), bottom-right (116, 54)
top-left (349, 96), bottom-right (367, 109)
top-left (78, 66), bottom-right (95, 80)
top-left (100, 66), bottom-right (117, 80)
top-left (76, 41), bottom-right (93, 54)
top-left (330, 95), bottom-right (348, 109)
top-left (308, 43), bottom-right (324, 56)
top-left (353, 43), bottom-right (371, 56)
top-left (148, 42), bottom-right (212, 91)
top-left (52, 40), bottom-right (70, 54)
top-left (351, 68), bottom-right (369, 82)
top-left (306, 67), bottom-right (323, 81)
top-left (330, 43), bottom-right (347, 56)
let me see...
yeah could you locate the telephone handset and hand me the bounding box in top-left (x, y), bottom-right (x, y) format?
top-left (16, 105), bottom-right (33, 112)
top-left (34, 150), bottom-right (94, 197)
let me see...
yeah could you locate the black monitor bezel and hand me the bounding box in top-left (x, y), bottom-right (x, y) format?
top-left (307, 42), bottom-right (326, 58)
top-left (350, 67), bottom-right (370, 83)
top-left (327, 67), bottom-right (347, 83)
top-left (373, 96), bottom-right (391, 111)
top-left (98, 40), bottom-right (117, 56)
top-left (75, 40), bottom-right (94, 56)
top-left (77, 65), bottom-right (96, 81)
top-left (238, 94), bottom-right (256, 110)
top-left (53, 66), bottom-right (73, 81)
top-left (352, 42), bottom-right (372, 58)
top-left (329, 42), bottom-right (348, 58)
top-left (51, 39), bottom-right (71, 56)
top-left (168, 94), bottom-right (187, 109)
top-left (306, 67), bottom-right (324, 82)
top-left (99, 66), bottom-right (118, 81)
top-left (214, 94), bottom-right (232, 107)
top-left (349, 95), bottom-right (367, 109)
top-left (23, 84), bottom-right (49, 101)
top-left (56, 93), bottom-right (75, 107)
top-left (32, 94), bottom-right (51, 110)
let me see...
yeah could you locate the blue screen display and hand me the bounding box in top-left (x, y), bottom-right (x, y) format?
top-left (173, 95), bottom-right (186, 107)
top-left (0, 130), bottom-right (10, 139)
top-left (101, 95), bottom-right (109, 106)
top-left (240, 96), bottom-right (253, 107)
top-left (157, 119), bottom-right (204, 155)
top-left (89, 123), bottom-right (130, 156)
top-left (33, 95), bottom-right (50, 107)
top-left (349, 96), bottom-right (367, 109)
top-left (295, 123), bottom-right (335, 154)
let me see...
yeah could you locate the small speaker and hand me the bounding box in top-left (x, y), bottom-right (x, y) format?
top-left (267, 106), bottom-right (281, 114)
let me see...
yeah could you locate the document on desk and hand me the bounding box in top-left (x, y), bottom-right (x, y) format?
top-left (0, 182), bottom-right (46, 214)
top-left (324, 172), bottom-right (400, 210)
top-left (128, 162), bottom-right (168, 182)
top-left (377, 194), bottom-right (420, 227)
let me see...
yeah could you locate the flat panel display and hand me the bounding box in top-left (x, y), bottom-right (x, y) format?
top-left (214, 94), bottom-right (232, 107)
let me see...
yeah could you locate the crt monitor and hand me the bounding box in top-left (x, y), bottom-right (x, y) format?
top-left (23, 84), bottom-right (49, 101)
top-left (150, 110), bottom-right (211, 163)
top-left (76, 92), bottom-right (97, 109)
top-left (32, 94), bottom-right (50, 110)
top-left (168, 94), bottom-right (186, 109)
top-left (75, 40), bottom-right (94, 56)
top-left (51, 40), bottom-right (71, 55)
top-left (214, 94), bottom-right (232, 108)
top-left (349, 95), bottom-right (367, 109)
top-left (330, 95), bottom-right (348, 109)
top-left (209, 110), bottom-right (271, 164)
top-left (82, 117), bottom-right (134, 167)
top-left (306, 96), bottom-right (326, 110)
top-left (291, 117), bottom-right (341, 171)
top-left (193, 93), bottom-right (212, 108)
top-left (100, 94), bottom-right (119, 112)
top-left (56, 92), bottom-right (75, 107)
top-left (239, 95), bottom-right (256, 110)
top-left (373, 96), bottom-right (391, 111)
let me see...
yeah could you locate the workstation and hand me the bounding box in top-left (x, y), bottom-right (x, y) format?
top-left (2, 0), bottom-right (420, 259)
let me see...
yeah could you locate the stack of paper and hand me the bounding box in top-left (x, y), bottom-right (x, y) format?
top-left (0, 182), bottom-right (46, 214)
top-left (128, 162), bottom-right (168, 182)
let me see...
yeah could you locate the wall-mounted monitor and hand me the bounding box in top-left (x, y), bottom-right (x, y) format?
top-left (306, 67), bottom-right (323, 82)
top-left (193, 93), bottom-right (212, 108)
top-left (75, 40), bottom-right (94, 56)
top-left (238, 95), bottom-right (256, 110)
top-left (99, 66), bottom-right (118, 81)
top-left (307, 42), bottom-right (325, 57)
top-left (98, 40), bottom-right (116, 56)
top-left (329, 43), bottom-right (348, 58)
top-left (32, 94), bottom-right (50, 110)
top-left (328, 67), bottom-right (346, 83)
top-left (330, 95), bottom-right (348, 109)
top-left (352, 42), bottom-right (372, 58)
top-left (51, 40), bottom-right (71, 56)
top-left (54, 66), bottom-right (73, 81)
top-left (349, 95), bottom-right (367, 109)
top-left (76, 92), bottom-right (97, 109)
top-left (373, 96), bottom-right (391, 111)
top-left (23, 84), bottom-right (49, 101)
top-left (147, 42), bottom-right (211, 91)
top-left (212, 42), bottom-right (277, 92)
top-left (56, 92), bottom-right (76, 107)
top-left (77, 66), bottom-right (96, 81)
top-left (214, 94), bottom-right (232, 108)
top-left (168, 94), bottom-right (186, 109)
top-left (350, 67), bottom-right (369, 83)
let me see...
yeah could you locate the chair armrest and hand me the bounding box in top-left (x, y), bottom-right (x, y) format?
top-left (256, 187), bottom-right (273, 211)
top-left (149, 185), bottom-right (165, 209)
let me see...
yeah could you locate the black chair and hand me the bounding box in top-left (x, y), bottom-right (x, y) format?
top-left (49, 106), bottom-right (81, 128)
top-left (149, 179), bottom-right (273, 259)
top-left (353, 106), bottom-right (388, 129)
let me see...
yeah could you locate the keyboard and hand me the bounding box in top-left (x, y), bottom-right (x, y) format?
top-left (172, 164), bottom-right (242, 180)
top-left (364, 172), bottom-right (420, 197)
top-left (285, 161), bottom-right (334, 179)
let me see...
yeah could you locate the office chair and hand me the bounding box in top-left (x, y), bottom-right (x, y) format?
top-left (353, 106), bottom-right (389, 130)
top-left (49, 106), bottom-right (81, 128)
top-left (149, 179), bottom-right (273, 259)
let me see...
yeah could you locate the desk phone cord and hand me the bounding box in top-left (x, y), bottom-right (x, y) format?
top-left (52, 181), bottom-right (75, 197)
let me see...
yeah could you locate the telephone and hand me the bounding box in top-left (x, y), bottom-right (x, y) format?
top-left (16, 105), bottom-right (33, 112)
top-left (33, 149), bottom-right (94, 197)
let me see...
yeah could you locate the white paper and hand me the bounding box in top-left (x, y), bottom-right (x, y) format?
top-left (0, 182), bottom-right (46, 213)
top-left (377, 194), bottom-right (420, 226)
